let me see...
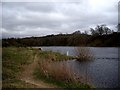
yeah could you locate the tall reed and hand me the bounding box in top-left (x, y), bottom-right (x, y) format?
top-left (74, 47), bottom-right (94, 61)
top-left (35, 51), bottom-right (91, 88)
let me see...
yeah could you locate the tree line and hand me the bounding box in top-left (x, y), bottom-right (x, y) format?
top-left (2, 25), bottom-right (120, 47)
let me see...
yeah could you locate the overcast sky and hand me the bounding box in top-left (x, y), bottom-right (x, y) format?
top-left (1, 0), bottom-right (119, 38)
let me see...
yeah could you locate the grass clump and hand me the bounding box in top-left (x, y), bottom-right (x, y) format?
top-left (74, 47), bottom-right (94, 61)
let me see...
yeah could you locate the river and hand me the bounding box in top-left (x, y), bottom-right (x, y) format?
top-left (34, 46), bottom-right (119, 88)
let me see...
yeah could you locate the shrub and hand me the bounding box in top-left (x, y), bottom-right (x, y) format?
top-left (74, 47), bottom-right (94, 61)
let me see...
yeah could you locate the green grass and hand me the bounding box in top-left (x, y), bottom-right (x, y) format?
top-left (2, 47), bottom-right (37, 88)
top-left (38, 50), bottom-right (74, 61)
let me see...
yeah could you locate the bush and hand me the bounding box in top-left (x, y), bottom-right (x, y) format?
top-left (74, 47), bottom-right (94, 61)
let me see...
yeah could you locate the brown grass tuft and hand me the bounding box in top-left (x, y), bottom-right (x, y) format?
top-left (38, 59), bottom-right (81, 84)
top-left (74, 47), bottom-right (94, 61)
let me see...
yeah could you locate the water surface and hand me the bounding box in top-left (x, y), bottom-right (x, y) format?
top-left (35, 46), bottom-right (119, 88)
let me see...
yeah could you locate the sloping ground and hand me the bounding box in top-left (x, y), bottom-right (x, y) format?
top-left (2, 47), bottom-right (90, 88)
top-left (19, 53), bottom-right (57, 88)
top-left (2, 47), bottom-right (57, 88)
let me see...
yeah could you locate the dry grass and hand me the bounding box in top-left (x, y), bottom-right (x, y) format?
top-left (34, 50), bottom-right (91, 88)
top-left (37, 59), bottom-right (87, 87)
top-left (74, 47), bottom-right (94, 61)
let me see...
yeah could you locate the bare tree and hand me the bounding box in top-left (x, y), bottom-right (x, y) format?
top-left (104, 26), bottom-right (111, 35)
top-left (95, 25), bottom-right (104, 35)
top-left (90, 28), bottom-right (98, 35)
top-left (91, 24), bottom-right (113, 36)
top-left (84, 30), bottom-right (88, 35)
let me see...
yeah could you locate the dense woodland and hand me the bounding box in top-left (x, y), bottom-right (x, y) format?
top-left (2, 25), bottom-right (120, 47)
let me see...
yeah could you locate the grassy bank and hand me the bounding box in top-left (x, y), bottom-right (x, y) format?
top-left (34, 50), bottom-right (90, 88)
top-left (34, 68), bottom-right (90, 88)
top-left (38, 50), bottom-right (74, 61)
top-left (3, 47), bottom-right (90, 88)
top-left (2, 47), bottom-right (37, 88)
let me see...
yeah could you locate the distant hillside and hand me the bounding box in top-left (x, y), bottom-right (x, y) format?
top-left (2, 32), bottom-right (120, 47)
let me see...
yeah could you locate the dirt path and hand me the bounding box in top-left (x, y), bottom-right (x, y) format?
top-left (20, 53), bottom-right (57, 88)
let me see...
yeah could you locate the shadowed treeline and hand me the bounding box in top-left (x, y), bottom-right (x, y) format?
top-left (2, 32), bottom-right (119, 47)
top-left (2, 25), bottom-right (120, 47)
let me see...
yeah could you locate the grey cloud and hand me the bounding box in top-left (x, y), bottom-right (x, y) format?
top-left (1, 0), bottom-right (119, 38)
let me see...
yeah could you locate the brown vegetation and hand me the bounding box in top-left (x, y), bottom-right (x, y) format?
top-left (74, 47), bottom-right (94, 61)
top-left (36, 54), bottom-right (90, 88)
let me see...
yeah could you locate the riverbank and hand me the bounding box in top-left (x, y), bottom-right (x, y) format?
top-left (3, 47), bottom-right (57, 88)
top-left (2, 47), bottom-right (38, 88)
top-left (2, 47), bottom-right (90, 88)
top-left (34, 49), bottom-right (90, 88)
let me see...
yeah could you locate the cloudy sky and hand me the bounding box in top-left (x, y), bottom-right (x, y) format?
top-left (1, 0), bottom-right (119, 38)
